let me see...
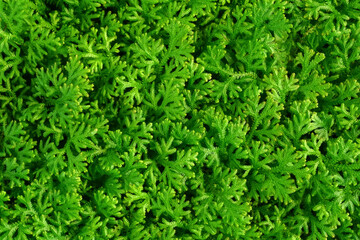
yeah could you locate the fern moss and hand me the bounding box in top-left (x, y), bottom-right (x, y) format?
top-left (1, 0), bottom-right (360, 239)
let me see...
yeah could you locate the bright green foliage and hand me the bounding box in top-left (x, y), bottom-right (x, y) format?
top-left (1, 0), bottom-right (360, 239)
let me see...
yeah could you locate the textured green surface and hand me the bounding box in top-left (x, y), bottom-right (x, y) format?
top-left (1, 0), bottom-right (360, 239)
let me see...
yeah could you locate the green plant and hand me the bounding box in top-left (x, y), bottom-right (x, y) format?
top-left (1, 0), bottom-right (360, 239)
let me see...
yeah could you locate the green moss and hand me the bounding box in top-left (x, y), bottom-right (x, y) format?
top-left (1, 0), bottom-right (360, 239)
